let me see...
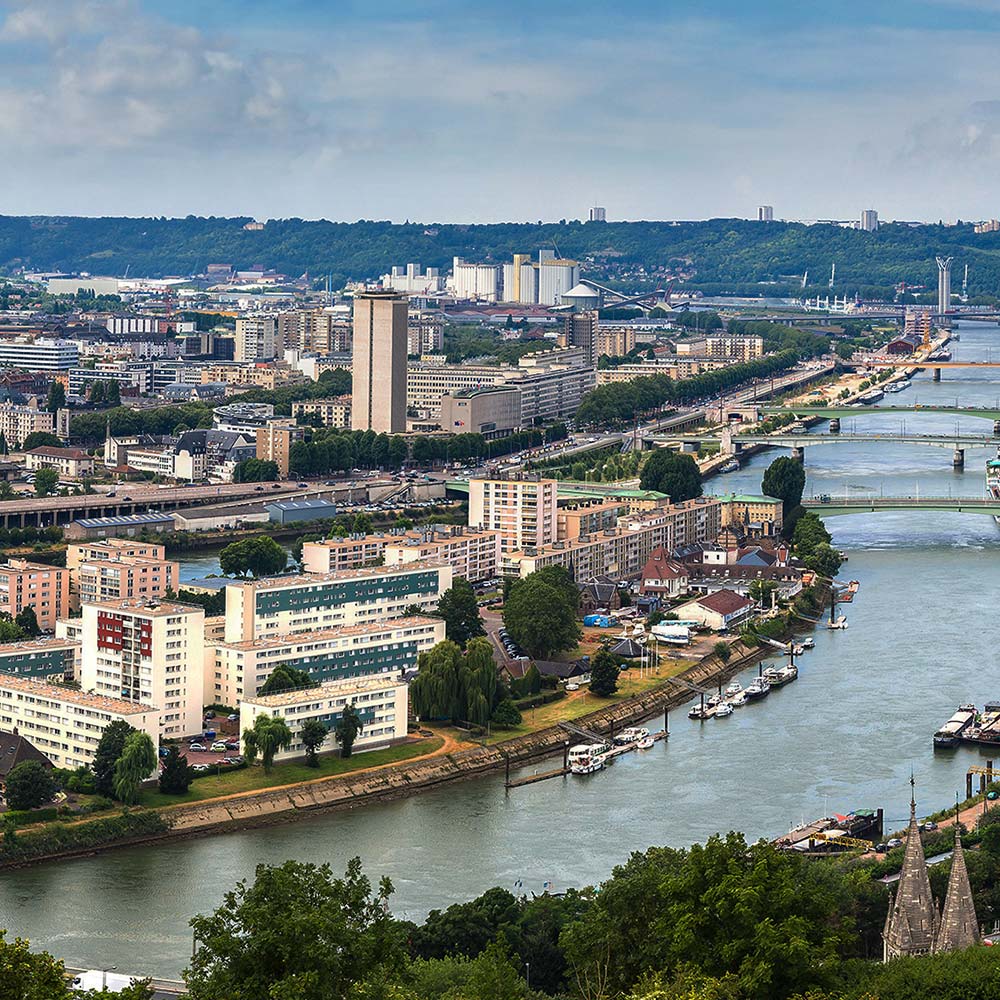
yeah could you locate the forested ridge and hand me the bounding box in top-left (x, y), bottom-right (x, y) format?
top-left (4, 216), bottom-right (1000, 295)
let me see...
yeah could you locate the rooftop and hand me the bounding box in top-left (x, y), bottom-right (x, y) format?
top-left (73, 512), bottom-right (176, 529)
top-left (716, 493), bottom-right (782, 504)
top-left (0, 672), bottom-right (157, 716)
top-left (266, 498), bottom-right (339, 512)
top-left (0, 636), bottom-right (81, 653)
top-left (243, 672), bottom-right (407, 709)
top-left (215, 615), bottom-right (441, 651)
top-left (26, 446), bottom-right (91, 460)
top-left (235, 560), bottom-right (448, 590)
top-left (82, 597), bottom-right (204, 617)
top-left (692, 589), bottom-right (754, 615)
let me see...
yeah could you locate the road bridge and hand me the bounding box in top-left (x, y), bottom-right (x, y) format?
top-left (758, 404), bottom-right (1000, 421)
top-left (803, 496), bottom-right (1000, 517)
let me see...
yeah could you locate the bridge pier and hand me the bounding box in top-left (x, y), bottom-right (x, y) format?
top-left (791, 446), bottom-right (805, 464)
top-left (829, 418), bottom-right (841, 434)
top-left (933, 368), bottom-right (942, 382)
top-left (994, 419), bottom-right (1000, 436)
top-left (681, 441), bottom-right (700, 455)
top-left (953, 448), bottom-right (965, 470)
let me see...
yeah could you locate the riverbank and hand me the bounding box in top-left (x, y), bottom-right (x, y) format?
top-left (0, 637), bottom-right (772, 869)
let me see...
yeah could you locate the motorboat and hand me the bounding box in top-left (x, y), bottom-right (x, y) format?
top-left (720, 458), bottom-right (740, 473)
top-left (764, 663), bottom-right (798, 687)
top-left (800, 637), bottom-right (815, 649)
top-left (714, 702), bottom-right (734, 718)
top-left (689, 703), bottom-right (713, 720)
top-left (613, 727), bottom-right (649, 746)
top-left (707, 693), bottom-right (722, 708)
top-left (745, 677), bottom-right (771, 700)
top-left (725, 681), bottom-right (743, 697)
top-left (728, 690), bottom-right (748, 707)
top-left (568, 744), bottom-right (607, 775)
top-left (636, 735), bottom-right (655, 750)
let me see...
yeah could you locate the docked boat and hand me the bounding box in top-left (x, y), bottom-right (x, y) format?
top-left (745, 677), bottom-right (771, 700)
top-left (689, 703), bottom-right (713, 720)
top-left (720, 458), bottom-right (740, 473)
top-left (800, 637), bottom-right (815, 649)
top-left (933, 705), bottom-right (978, 749)
top-left (636, 735), bottom-right (655, 750)
top-left (727, 690), bottom-right (748, 707)
top-left (568, 744), bottom-right (607, 775)
top-left (707, 693), bottom-right (722, 708)
top-left (725, 681), bottom-right (743, 697)
top-left (884, 380), bottom-right (910, 393)
top-left (613, 727), bottom-right (649, 746)
top-left (764, 663), bottom-right (798, 686)
top-left (827, 615), bottom-right (848, 630)
top-left (714, 702), bottom-right (734, 718)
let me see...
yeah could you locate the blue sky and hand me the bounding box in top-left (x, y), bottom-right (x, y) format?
top-left (1, 0), bottom-right (999, 222)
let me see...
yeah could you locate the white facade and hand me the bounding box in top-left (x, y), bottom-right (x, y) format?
top-left (239, 675), bottom-right (409, 763)
top-left (537, 259), bottom-right (580, 306)
top-left (860, 209), bottom-right (879, 232)
top-left (0, 673), bottom-right (159, 770)
top-left (79, 599), bottom-right (205, 739)
top-left (382, 263), bottom-right (444, 294)
top-left (0, 338), bottom-right (78, 371)
top-left (234, 316), bottom-right (277, 362)
top-left (450, 258), bottom-right (501, 301)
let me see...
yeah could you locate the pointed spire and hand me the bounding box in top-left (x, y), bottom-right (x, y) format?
top-left (934, 804), bottom-right (979, 953)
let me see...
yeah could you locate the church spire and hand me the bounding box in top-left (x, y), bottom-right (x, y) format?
top-left (934, 802), bottom-right (979, 953)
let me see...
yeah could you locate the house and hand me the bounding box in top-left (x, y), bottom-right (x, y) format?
top-left (0, 729), bottom-right (53, 790)
top-left (24, 446), bottom-right (94, 479)
top-left (578, 576), bottom-right (623, 615)
top-left (639, 547), bottom-right (689, 599)
top-left (501, 658), bottom-right (591, 684)
top-left (675, 588), bottom-right (754, 632)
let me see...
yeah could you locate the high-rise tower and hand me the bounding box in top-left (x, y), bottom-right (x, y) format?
top-left (936, 256), bottom-right (954, 316)
top-left (351, 290), bottom-right (408, 434)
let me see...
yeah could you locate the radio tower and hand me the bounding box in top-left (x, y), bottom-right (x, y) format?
top-left (936, 256), bottom-right (953, 316)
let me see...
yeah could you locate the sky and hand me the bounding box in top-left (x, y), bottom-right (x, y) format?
top-left (1, 0), bottom-right (1000, 222)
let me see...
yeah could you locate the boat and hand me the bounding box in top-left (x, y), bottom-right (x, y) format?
top-left (568, 744), bottom-right (607, 775)
top-left (689, 703), bottom-right (713, 720)
top-left (727, 690), bottom-right (748, 707)
top-left (720, 458), bottom-right (740, 473)
top-left (613, 727), bottom-right (649, 746)
top-left (707, 693), bottom-right (722, 707)
top-left (884, 380), bottom-right (910, 393)
top-left (800, 637), bottom-right (815, 649)
top-left (636, 735), bottom-right (655, 750)
top-left (714, 702), bottom-right (734, 718)
top-left (745, 677), bottom-right (771, 700)
top-left (827, 616), bottom-right (848, 630)
top-left (725, 681), bottom-right (743, 697)
top-left (933, 704), bottom-right (978, 749)
top-left (764, 663), bottom-right (798, 686)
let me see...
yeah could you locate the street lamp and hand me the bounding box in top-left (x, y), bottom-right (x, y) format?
top-left (101, 966), bottom-right (117, 990)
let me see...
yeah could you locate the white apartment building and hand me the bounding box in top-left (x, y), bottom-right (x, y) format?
top-left (0, 338), bottom-right (79, 371)
top-left (450, 258), bottom-right (501, 301)
top-left (703, 335), bottom-right (764, 360)
top-left (79, 599), bottom-right (205, 739)
top-left (290, 397), bottom-right (352, 428)
top-left (222, 562), bottom-right (453, 644)
top-left (209, 616), bottom-right (444, 705)
top-left (468, 477), bottom-right (558, 554)
top-left (234, 316), bottom-right (277, 362)
top-left (0, 399), bottom-right (58, 449)
top-left (0, 673), bottom-right (159, 770)
top-left (239, 675), bottom-right (408, 763)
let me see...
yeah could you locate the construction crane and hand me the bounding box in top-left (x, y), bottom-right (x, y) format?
top-left (810, 831), bottom-right (874, 851)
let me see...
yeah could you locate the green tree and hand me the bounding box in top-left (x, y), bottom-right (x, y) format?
top-left (23, 431), bottom-right (63, 450)
top-left (410, 641), bottom-right (466, 721)
top-left (112, 730), bottom-right (157, 805)
top-left (589, 649), bottom-right (620, 697)
top-left (503, 573), bottom-right (581, 659)
top-left (184, 858), bottom-right (402, 1000)
top-left (0, 930), bottom-right (73, 1000)
top-left (219, 536), bottom-right (288, 578)
top-left (334, 703), bottom-right (363, 758)
top-left (32, 467), bottom-right (59, 496)
top-left (713, 641), bottom-right (732, 663)
top-left (106, 379), bottom-right (122, 406)
top-left (300, 718), bottom-right (329, 766)
top-left (639, 450), bottom-right (703, 502)
top-left (792, 511), bottom-right (832, 558)
top-left (436, 578), bottom-right (485, 647)
top-left (352, 513), bottom-right (374, 534)
top-left (15, 606), bottom-right (41, 637)
top-left (158, 746), bottom-right (193, 795)
top-left (93, 719), bottom-right (136, 797)
top-left (761, 456), bottom-right (806, 518)
top-left (491, 698), bottom-right (522, 728)
top-left (258, 664), bottom-right (315, 696)
top-left (4, 760), bottom-right (57, 811)
top-left (805, 542), bottom-right (843, 579)
top-left (748, 579), bottom-right (779, 606)
top-left (233, 458), bottom-right (279, 482)
top-left (243, 713), bottom-right (292, 773)
top-left (46, 381), bottom-right (66, 413)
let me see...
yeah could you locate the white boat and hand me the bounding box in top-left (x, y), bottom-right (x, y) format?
top-left (728, 690), bottom-right (748, 707)
top-left (707, 693), bottom-right (722, 707)
top-left (689, 703), bottom-right (713, 720)
top-left (614, 727), bottom-right (649, 746)
top-left (720, 458), bottom-right (740, 473)
top-left (800, 637), bottom-right (815, 649)
top-left (745, 677), bottom-right (771, 700)
top-left (568, 744), bottom-right (607, 775)
top-left (827, 616), bottom-right (848, 630)
top-left (636, 735), bottom-right (655, 749)
top-left (714, 702), bottom-right (734, 718)
top-left (725, 681), bottom-right (743, 697)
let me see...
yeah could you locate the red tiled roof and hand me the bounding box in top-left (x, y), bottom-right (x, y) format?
top-left (696, 588), bottom-right (753, 615)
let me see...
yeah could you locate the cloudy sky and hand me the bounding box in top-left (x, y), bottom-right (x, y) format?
top-left (1, 0), bottom-right (999, 222)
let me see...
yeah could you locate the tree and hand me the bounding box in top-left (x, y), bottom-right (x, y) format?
top-left (352, 513), bottom-right (373, 534)
top-left (33, 467), bottom-right (59, 496)
top-left (258, 663), bottom-right (315, 696)
top-left (792, 511), bottom-right (832, 558)
top-left (112, 730), bottom-right (157, 804)
top-left (334, 703), bottom-right (363, 758)
top-left (300, 719), bottom-right (329, 766)
top-left (590, 649), bottom-right (620, 697)
top-left (748, 579), bottom-right (779, 606)
top-left (0, 431), bottom-right (8, 456)
top-left (15, 606), bottom-right (41, 637)
top-left (491, 698), bottom-right (522, 728)
top-left (0, 931), bottom-right (73, 1000)
top-left (23, 431), bottom-right (63, 451)
top-left (4, 760), bottom-right (57, 811)
top-left (503, 574), bottom-right (581, 659)
top-left (761, 456), bottom-right (806, 518)
top-left (93, 720), bottom-right (136, 797)
top-left (106, 379), bottom-right (121, 406)
top-left (184, 858), bottom-right (401, 1000)
top-left (805, 542), bottom-right (843, 579)
top-left (639, 450), bottom-right (703, 502)
top-left (219, 536), bottom-right (288, 578)
top-left (233, 458), bottom-right (279, 482)
top-left (158, 746), bottom-right (193, 795)
top-left (436, 578), bottom-right (485, 647)
top-left (713, 641), bottom-right (732, 663)
top-left (243, 713), bottom-right (292, 773)
top-left (46, 381), bottom-right (66, 413)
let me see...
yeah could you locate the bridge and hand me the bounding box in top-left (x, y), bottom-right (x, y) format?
top-left (803, 496), bottom-right (1000, 517)
top-left (758, 404), bottom-right (1000, 422)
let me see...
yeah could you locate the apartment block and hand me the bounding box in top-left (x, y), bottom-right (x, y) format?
top-left (239, 675), bottom-right (408, 763)
top-left (256, 419), bottom-right (304, 478)
top-left (352, 291), bottom-right (408, 434)
top-left (222, 562), bottom-right (453, 644)
top-left (74, 551), bottom-right (179, 610)
top-left (0, 559), bottom-right (70, 632)
top-left (382, 527), bottom-right (501, 582)
top-left (718, 493), bottom-right (783, 536)
top-left (596, 326), bottom-right (636, 358)
top-left (301, 534), bottom-right (397, 574)
top-left (468, 477), bottom-right (558, 553)
top-left (209, 616), bottom-right (444, 705)
top-left (24, 447), bottom-right (94, 478)
top-left (277, 309), bottom-right (335, 353)
top-left (0, 637), bottom-right (79, 682)
top-left (200, 364), bottom-right (305, 390)
top-left (79, 599), bottom-right (205, 738)
top-left (0, 673), bottom-right (159, 770)
top-left (703, 335), bottom-right (764, 360)
top-left (234, 316), bottom-right (277, 362)
top-left (290, 396), bottom-right (352, 428)
top-left (557, 499), bottom-right (630, 541)
top-left (0, 399), bottom-right (58, 449)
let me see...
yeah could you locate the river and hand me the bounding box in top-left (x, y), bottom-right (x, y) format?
top-left (2, 322), bottom-right (1000, 978)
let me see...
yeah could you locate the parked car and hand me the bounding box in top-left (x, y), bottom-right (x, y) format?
top-left (158, 746), bottom-right (170, 758)
top-left (192, 763), bottom-right (211, 772)
top-left (227, 713), bottom-right (239, 722)
top-left (210, 741), bottom-right (228, 753)
top-left (887, 837), bottom-right (903, 849)
top-left (203, 711), bottom-right (216, 720)
top-left (188, 742), bottom-right (207, 752)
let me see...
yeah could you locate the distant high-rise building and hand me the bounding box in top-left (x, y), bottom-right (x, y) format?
top-left (563, 312), bottom-right (599, 366)
top-left (352, 291), bottom-right (408, 433)
top-left (936, 256), bottom-right (953, 316)
top-left (860, 209), bottom-right (879, 232)
top-left (234, 316), bottom-right (276, 362)
top-left (757, 205), bottom-right (774, 222)
top-left (589, 207), bottom-right (607, 222)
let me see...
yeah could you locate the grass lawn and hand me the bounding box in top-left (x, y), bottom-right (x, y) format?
top-left (483, 659), bottom-right (695, 743)
top-left (141, 737), bottom-right (444, 809)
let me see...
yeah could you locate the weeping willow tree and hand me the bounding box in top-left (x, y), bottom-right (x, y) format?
top-left (410, 638), bottom-right (501, 725)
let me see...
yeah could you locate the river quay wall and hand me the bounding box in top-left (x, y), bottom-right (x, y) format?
top-left (0, 642), bottom-right (766, 869)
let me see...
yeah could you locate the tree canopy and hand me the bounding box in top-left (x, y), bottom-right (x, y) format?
top-left (243, 713), bottom-right (292, 773)
top-left (436, 578), bottom-right (485, 647)
top-left (639, 450), bottom-right (703, 502)
top-left (258, 664), bottom-right (315, 696)
top-left (761, 456), bottom-right (806, 517)
top-left (4, 760), bottom-right (57, 811)
top-left (219, 536), bottom-right (288, 578)
top-left (410, 638), bottom-right (500, 726)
